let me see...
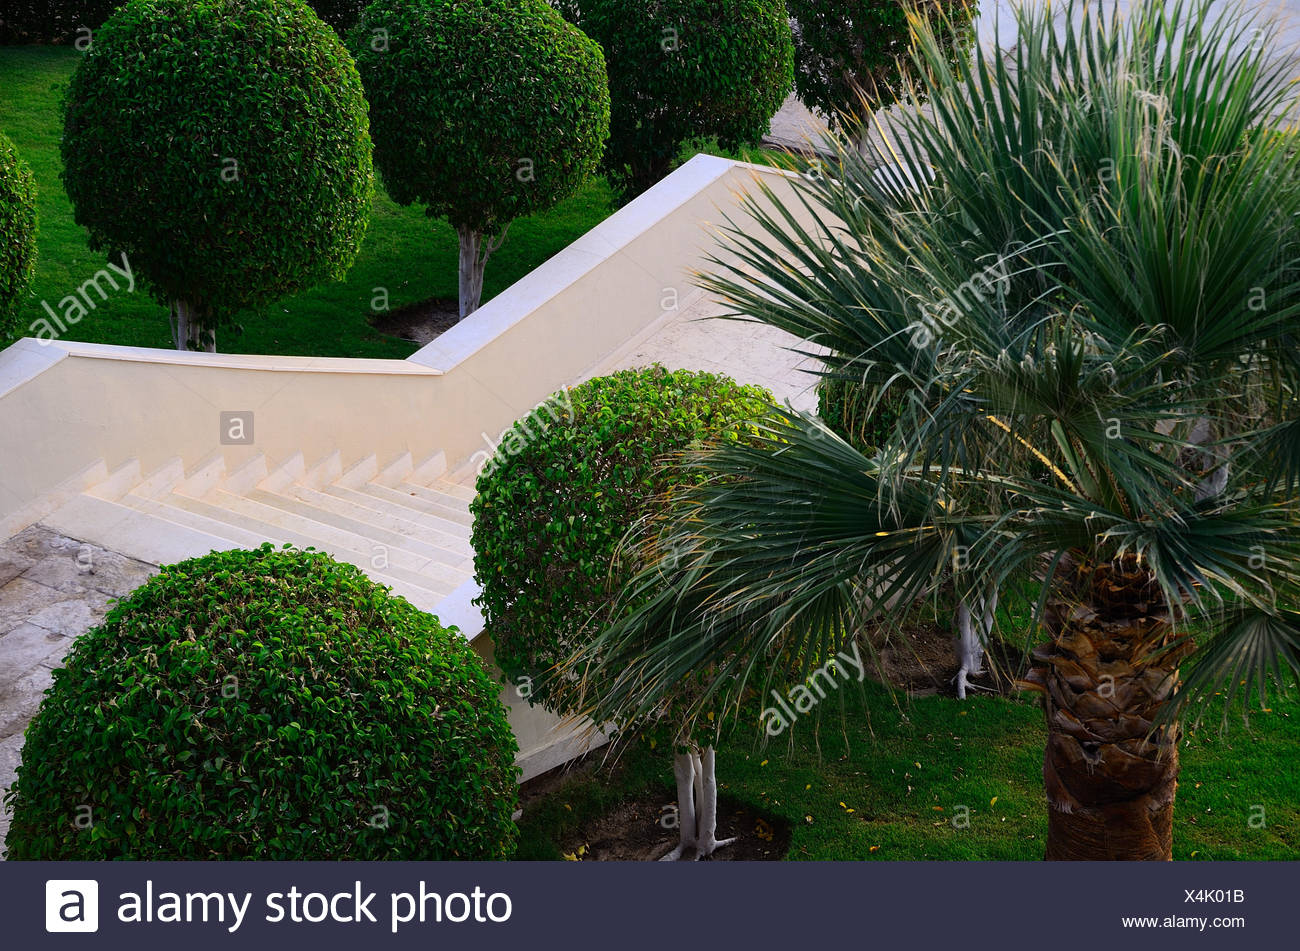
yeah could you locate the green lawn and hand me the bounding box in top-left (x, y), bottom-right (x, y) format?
top-left (517, 679), bottom-right (1299, 861)
top-left (0, 45), bottom-right (615, 357)
top-left (516, 592), bottom-right (1300, 860)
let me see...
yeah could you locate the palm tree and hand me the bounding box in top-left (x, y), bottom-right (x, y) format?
top-left (566, 0), bottom-right (1300, 861)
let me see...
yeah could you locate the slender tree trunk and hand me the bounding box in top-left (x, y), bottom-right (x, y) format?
top-left (661, 751), bottom-right (698, 861)
top-left (659, 745), bottom-right (736, 861)
top-left (455, 225), bottom-right (508, 320)
top-left (955, 589), bottom-right (996, 700)
top-left (1020, 560), bottom-right (1186, 860)
top-left (170, 298), bottom-right (215, 352)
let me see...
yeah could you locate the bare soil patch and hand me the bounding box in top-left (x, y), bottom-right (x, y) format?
top-left (519, 751), bottom-right (790, 862)
top-left (870, 617), bottom-right (1028, 698)
top-left (370, 297), bottom-right (461, 346)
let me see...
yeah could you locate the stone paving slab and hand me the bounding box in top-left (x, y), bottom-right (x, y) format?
top-left (0, 526), bottom-right (157, 858)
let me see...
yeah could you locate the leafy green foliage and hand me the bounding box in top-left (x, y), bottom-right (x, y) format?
top-left (59, 0), bottom-right (374, 331)
top-left (470, 366), bottom-right (772, 733)
top-left (3, 544), bottom-right (519, 860)
top-left (817, 375), bottom-right (901, 454)
top-left (0, 46), bottom-right (615, 356)
top-left (0, 133), bottom-right (37, 335)
top-left (570, 0), bottom-right (1300, 730)
top-left (0, 2), bottom-right (120, 43)
top-left (787, 1), bottom-right (976, 129)
top-left (349, 0), bottom-right (610, 239)
top-left (0, 1), bottom-right (365, 42)
top-left (559, 0), bottom-right (794, 202)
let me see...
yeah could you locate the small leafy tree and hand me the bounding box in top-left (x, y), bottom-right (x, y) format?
top-left (350, 0), bottom-right (610, 319)
top-left (4, 545), bottom-right (519, 859)
top-left (60, 0), bottom-right (374, 351)
top-left (471, 367), bottom-right (773, 859)
top-left (0, 133), bottom-right (38, 339)
top-left (787, 0), bottom-right (976, 149)
top-left (558, 0), bottom-right (795, 203)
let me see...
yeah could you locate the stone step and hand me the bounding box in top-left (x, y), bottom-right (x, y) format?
top-left (196, 489), bottom-right (469, 594)
top-left (274, 481), bottom-right (474, 560)
top-left (318, 482), bottom-right (471, 536)
top-left (84, 458), bottom-right (142, 502)
top-left (40, 493), bottom-right (233, 566)
top-left (136, 490), bottom-right (459, 604)
top-left (353, 480), bottom-right (472, 527)
top-left (243, 488), bottom-right (472, 569)
top-left (423, 475), bottom-right (477, 503)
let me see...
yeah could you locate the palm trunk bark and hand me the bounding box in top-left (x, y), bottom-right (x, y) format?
top-left (1020, 559), bottom-right (1187, 860)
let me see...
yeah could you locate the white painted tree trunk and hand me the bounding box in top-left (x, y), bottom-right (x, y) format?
top-left (170, 298), bottom-right (214, 352)
top-left (456, 224), bottom-right (508, 320)
top-left (659, 746), bottom-right (736, 861)
top-left (956, 589), bottom-right (997, 699)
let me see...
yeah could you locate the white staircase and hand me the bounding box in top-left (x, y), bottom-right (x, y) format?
top-left (39, 450), bottom-right (478, 615)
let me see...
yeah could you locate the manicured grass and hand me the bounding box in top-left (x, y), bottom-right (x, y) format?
top-left (0, 45), bottom-right (614, 357)
top-left (517, 681), bottom-right (1299, 861)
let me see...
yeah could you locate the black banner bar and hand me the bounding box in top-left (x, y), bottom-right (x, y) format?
top-left (2, 861), bottom-right (1292, 949)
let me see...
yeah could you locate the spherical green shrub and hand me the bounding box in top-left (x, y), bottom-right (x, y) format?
top-left (0, 2), bottom-right (365, 43)
top-left (60, 0), bottom-right (374, 351)
top-left (3, 544), bottom-right (519, 860)
top-left (470, 366), bottom-right (773, 716)
top-left (787, 1), bottom-right (976, 134)
top-left (561, 0), bottom-right (794, 202)
top-left (350, 0), bottom-right (609, 318)
top-left (0, 133), bottom-right (38, 337)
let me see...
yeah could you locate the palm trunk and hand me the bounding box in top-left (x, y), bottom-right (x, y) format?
top-left (1020, 560), bottom-right (1187, 860)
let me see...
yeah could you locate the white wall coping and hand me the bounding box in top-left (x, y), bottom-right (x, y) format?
top-left (0, 338), bottom-right (70, 402)
top-left (2, 337), bottom-right (443, 379)
top-left (406, 152), bottom-right (747, 373)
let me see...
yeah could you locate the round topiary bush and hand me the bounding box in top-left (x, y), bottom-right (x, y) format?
top-left (470, 366), bottom-right (773, 713)
top-left (560, 0), bottom-right (794, 202)
top-left (787, 1), bottom-right (976, 139)
top-left (60, 0), bottom-right (374, 351)
top-left (0, 133), bottom-right (38, 338)
top-left (3, 544), bottom-right (519, 860)
top-left (350, 0), bottom-right (609, 318)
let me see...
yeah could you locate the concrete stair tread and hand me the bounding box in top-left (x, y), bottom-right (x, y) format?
top-left (244, 488), bottom-right (472, 567)
top-left (198, 489), bottom-right (471, 592)
top-left (276, 482), bottom-right (474, 559)
top-left (358, 481), bottom-right (472, 526)
top-left (315, 483), bottom-right (473, 535)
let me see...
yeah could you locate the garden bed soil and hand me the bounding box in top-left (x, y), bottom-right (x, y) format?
top-left (370, 297), bottom-right (461, 346)
top-left (519, 754), bottom-right (791, 861)
top-left (870, 618), bottom-right (1027, 698)
top-left (557, 795), bottom-right (789, 861)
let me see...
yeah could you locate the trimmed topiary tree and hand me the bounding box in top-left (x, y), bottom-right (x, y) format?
top-left (350, 0), bottom-right (609, 319)
top-left (0, 133), bottom-right (38, 339)
top-left (787, 1), bottom-right (977, 148)
top-left (3, 544), bottom-right (519, 860)
top-left (558, 0), bottom-right (794, 203)
top-left (0, 2), bottom-right (366, 43)
top-left (471, 366), bottom-right (773, 859)
top-left (60, 0), bottom-right (374, 352)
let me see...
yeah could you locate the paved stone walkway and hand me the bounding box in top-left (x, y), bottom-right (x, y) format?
top-left (0, 526), bottom-right (157, 856)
